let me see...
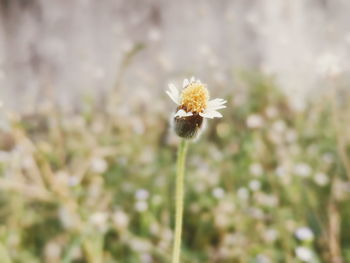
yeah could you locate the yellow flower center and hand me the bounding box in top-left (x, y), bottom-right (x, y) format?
top-left (180, 83), bottom-right (209, 113)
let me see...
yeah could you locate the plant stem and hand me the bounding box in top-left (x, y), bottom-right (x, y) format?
top-left (172, 139), bottom-right (189, 263)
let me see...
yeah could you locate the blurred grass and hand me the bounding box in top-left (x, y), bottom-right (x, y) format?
top-left (0, 73), bottom-right (350, 263)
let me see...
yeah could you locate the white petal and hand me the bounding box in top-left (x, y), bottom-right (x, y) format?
top-left (207, 104), bottom-right (226, 111)
top-left (190, 76), bottom-right (195, 83)
top-left (166, 91), bottom-right (180, 105)
top-left (200, 110), bottom-right (223, 119)
top-left (206, 99), bottom-right (227, 111)
top-left (208, 98), bottom-right (227, 107)
top-left (183, 79), bottom-right (189, 88)
top-left (174, 109), bottom-right (193, 118)
top-left (168, 83), bottom-right (178, 95)
top-left (166, 83), bottom-right (180, 104)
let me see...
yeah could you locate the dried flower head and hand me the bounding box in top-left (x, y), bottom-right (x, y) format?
top-left (166, 77), bottom-right (226, 139)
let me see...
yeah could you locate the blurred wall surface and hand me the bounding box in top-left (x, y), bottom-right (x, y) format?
top-left (0, 0), bottom-right (349, 111)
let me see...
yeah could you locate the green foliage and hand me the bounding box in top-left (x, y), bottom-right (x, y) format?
top-left (0, 74), bottom-right (349, 262)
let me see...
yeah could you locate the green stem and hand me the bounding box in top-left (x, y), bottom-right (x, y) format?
top-left (172, 139), bottom-right (189, 263)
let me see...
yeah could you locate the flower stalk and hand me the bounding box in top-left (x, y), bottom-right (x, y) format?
top-left (172, 139), bottom-right (189, 263)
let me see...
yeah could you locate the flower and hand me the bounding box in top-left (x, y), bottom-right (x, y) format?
top-left (295, 227), bottom-right (314, 242)
top-left (166, 77), bottom-right (226, 139)
top-left (246, 114), bottom-right (264, 128)
top-left (237, 187), bottom-right (249, 200)
top-left (314, 172), bottom-right (329, 186)
top-left (135, 189), bottom-right (150, 200)
top-left (249, 163), bottom-right (263, 176)
top-left (249, 180), bottom-right (261, 191)
top-left (135, 201), bottom-right (148, 212)
top-left (89, 212), bottom-right (109, 232)
top-left (294, 163), bottom-right (312, 177)
top-left (264, 228), bottom-right (279, 243)
top-left (295, 246), bottom-right (314, 262)
top-left (212, 187), bottom-right (225, 199)
top-left (256, 254), bottom-right (271, 263)
top-left (112, 210), bottom-right (129, 229)
top-left (90, 157), bottom-right (108, 173)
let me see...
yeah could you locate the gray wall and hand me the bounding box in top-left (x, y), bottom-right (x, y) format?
top-left (0, 0), bottom-right (349, 111)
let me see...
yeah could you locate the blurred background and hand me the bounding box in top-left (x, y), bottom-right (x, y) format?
top-left (0, 0), bottom-right (350, 262)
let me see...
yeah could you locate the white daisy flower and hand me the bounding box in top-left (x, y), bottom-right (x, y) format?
top-left (166, 77), bottom-right (227, 139)
top-left (295, 246), bottom-right (314, 262)
top-left (295, 227), bottom-right (314, 242)
top-left (246, 114), bottom-right (264, 128)
top-left (294, 163), bottom-right (312, 177)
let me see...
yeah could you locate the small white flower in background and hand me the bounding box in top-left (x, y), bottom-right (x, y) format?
top-left (333, 179), bottom-right (350, 200)
top-left (264, 228), bottom-right (279, 242)
top-left (322, 153), bottom-right (334, 164)
top-left (314, 172), bottom-right (329, 186)
top-left (272, 120), bottom-right (287, 133)
top-left (22, 156), bottom-right (35, 169)
top-left (295, 246), bottom-right (314, 262)
top-left (294, 163), bottom-right (312, 177)
top-left (212, 187), bottom-right (225, 199)
top-left (149, 223), bottom-right (160, 235)
top-left (68, 175), bottom-right (79, 187)
top-left (275, 166), bottom-right (287, 177)
top-left (135, 189), bottom-right (150, 200)
top-left (289, 97), bottom-right (306, 112)
top-left (44, 242), bottom-right (61, 261)
top-left (90, 157), bottom-right (108, 173)
top-left (217, 200), bottom-right (236, 213)
top-left (58, 206), bottom-right (78, 229)
top-left (249, 207), bottom-right (264, 219)
top-left (237, 187), bottom-right (249, 200)
top-left (257, 193), bottom-right (279, 207)
top-left (113, 210), bottom-right (129, 229)
top-left (295, 227), bottom-right (314, 242)
top-left (265, 106), bottom-right (278, 119)
top-left (223, 233), bottom-right (238, 246)
top-left (214, 214), bottom-right (230, 228)
top-left (89, 212), bottom-right (109, 231)
top-left (161, 228), bottom-right (173, 242)
top-left (246, 114), bottom-right (264, 129)
top-left (194, 181), bottom-right (206, 193)
top-left (268, 130), bottom-right (283, 145)
top-left (250, 163), bottom-right (263, 176)
top-left (249, 180), bottom-right (261, 191)
top-left (140, 253), bottom-right (153, 263)
top-left (166, 77), bottom-right (227, 139)
top-left (135, 201), bottom-right (148, 212)
top-left (129, 238), bottom-right (151, 253)
top-left (286, 129), bottom-right (298, 143)
top-left (255, 254), bottom-right (271, 263)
